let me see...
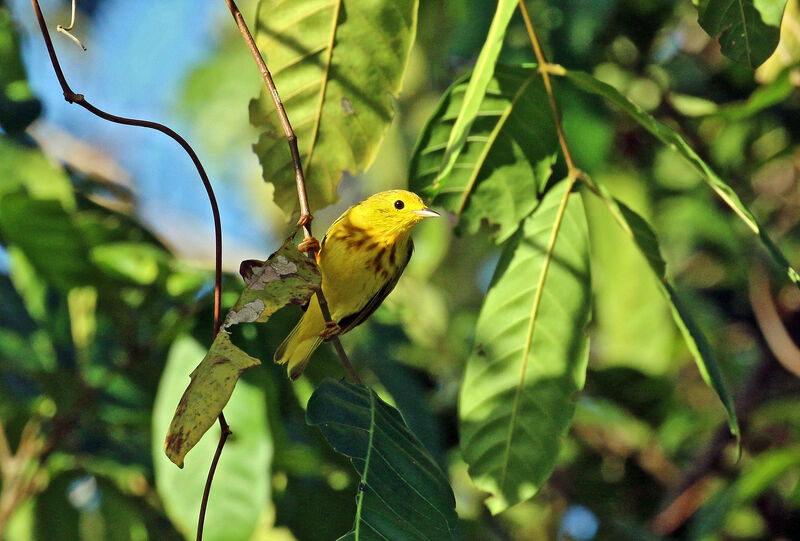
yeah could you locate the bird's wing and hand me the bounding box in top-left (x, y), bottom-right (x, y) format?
top-left (337, 240), bottom-right (414, 334)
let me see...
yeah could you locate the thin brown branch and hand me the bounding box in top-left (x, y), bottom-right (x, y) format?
top-left (30, 0), bottom-right (223, 338)
top-left (221, 0), bottom-right (360, 384)
top-left (196, 413), bottom-right (231, 541)
top-left (30, 4), bottom-right (230, 541)
top-left (517, 0), bottom-right (577, 175)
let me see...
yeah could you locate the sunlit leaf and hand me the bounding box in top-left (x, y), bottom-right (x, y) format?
top-left (587, 181), bottom-right (740, 442)
top-left (459, 181), bottom-right (591, 513)
top-left (409, 65), bottom-right (558, 243)
top-left (307, 379), bottom-right (459, 540)
top-left (250, 0), bottom-right (419, 214)
top-left (564, 69), bottom-right (800, 289)
top-left (153, 336), bottom-right (271, 541)
top-left (427, 0), bottom-right (519, 191)
top-left (756, 0), bottom-right (800, 81)
top-left (223, 232), bottom-right (321, 329)
top-left (164, 332), bottom-right (261, 468)
top-left (696, 0), bottom-right (788, 69)
top-left (90, 242), bottom-right (166, 285)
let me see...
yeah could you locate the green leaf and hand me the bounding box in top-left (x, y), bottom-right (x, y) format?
top-left (0, 139), bottom-right (74, 207)
top-left (564, 69), bottom-right (800, 289)
top-left (756, 0), bottom-right (800, 81)
top-left (164, 331), bottom-right (261, 467)
top-left (250, 0), bottom-right (419, 214)
top-left (90, 242), bottom-right (166, 285)
top-left (153, 335), bottom-right (271, 541)
top-left (223, 232), bottom-right (321, 329)
top-left (459, 180), bottom-right (592, 513)
top-left (307, 379), bottom-right (459, 540)
top-left (586, 182), bottom-right (740, 442)
top-left (714, 68), bottom-right (797, 120)
top-left (696, 0), bottom-right (788, 69)
top-left (428, 0), bottom-right (519, 190)
top-left (409, 65), bottom-right (558, 243)
top-left (0, 193), bottom-right (93, 292)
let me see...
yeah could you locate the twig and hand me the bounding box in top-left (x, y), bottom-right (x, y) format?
top-left (196, 414), bottom-right (231, 541)
top-left (518, 0), bottom-right (577, 175)
top-left (220, 0), bottom-right (360, 384)
top-left (56, 0), bottom-right (86, 51)
top-left (29, 0), bottom-right (223, 338)
top-left (29, 4), bottom-right (229, 541)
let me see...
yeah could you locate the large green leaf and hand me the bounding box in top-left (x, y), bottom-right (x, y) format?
top-left (459, 181), bottom-right (591, 514)
top-left (586, 182), bottom-right (740, 442)
top-left (307, 379), bottom-right (459, 540)
top-left (250, 0), bottom-right (419, 214)
top-left (153, 335), bottom-right (271, 541)
top-left (696, 0), bottom-right (787, 69)
top-left (564, 69), bottom-right (800, 289)
top-left (428, 0), bottom-right (519, 190)
top-left (409, 65), bottom-right (558, 243)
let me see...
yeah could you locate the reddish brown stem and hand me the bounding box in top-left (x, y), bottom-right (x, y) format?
top-left (29, 3), bottom-right (228, 540)
top-left (29, 0), bottom-right (223, 336)
top-left (196, 412), bottom-right (231, 541)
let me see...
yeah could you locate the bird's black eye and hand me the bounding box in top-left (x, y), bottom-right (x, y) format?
top-left (394, 200), bottom-right (404, 210)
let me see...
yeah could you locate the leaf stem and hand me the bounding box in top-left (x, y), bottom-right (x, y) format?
top-left (196, 412), bottom-right (231, 541)
top-left (517, 0), bottom-right (576, 175)
top-left (220, 0), bottom-right (360, 384)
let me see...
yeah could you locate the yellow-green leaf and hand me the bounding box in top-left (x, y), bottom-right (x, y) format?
top-left (164, 331), bottom-right (260, 467)
top-left (250, 0), bottom-right (419, 214)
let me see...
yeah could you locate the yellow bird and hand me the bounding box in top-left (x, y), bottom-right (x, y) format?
top-left (274, 190), bottom-right (439, 380)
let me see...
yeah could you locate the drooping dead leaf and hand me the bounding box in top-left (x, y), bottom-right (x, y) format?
top-left (164, 331), bottom-right (259, 467)
top-left (164, 232), bottom-right (321, 467)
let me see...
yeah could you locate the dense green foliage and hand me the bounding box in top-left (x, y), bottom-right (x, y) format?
top-left (3, 1), bottom-right (800, 540)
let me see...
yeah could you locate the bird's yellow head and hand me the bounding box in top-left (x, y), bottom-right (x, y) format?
top-left (347, 190), bottom-right (439, 240)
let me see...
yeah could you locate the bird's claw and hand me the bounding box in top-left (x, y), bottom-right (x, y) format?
top-left (298, 236), bottom-right (321, 254)
top-left (320, 321), bottom-right (341, 342)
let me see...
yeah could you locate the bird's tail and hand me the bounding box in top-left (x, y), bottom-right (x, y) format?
top-left (274, 309), bottom-right (323, 380)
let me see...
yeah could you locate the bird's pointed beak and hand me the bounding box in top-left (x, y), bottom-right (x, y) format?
top-left (413, 208), bottom-right (440, 218)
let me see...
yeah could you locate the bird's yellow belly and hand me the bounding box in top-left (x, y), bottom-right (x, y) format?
top-left (318, 241), bottom-right (385, 321)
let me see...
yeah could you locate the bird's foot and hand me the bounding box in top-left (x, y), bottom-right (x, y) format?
top-left (320, 321), bottom-right (341, 342)
top-left (298, 236), bottom-right (320, 254)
